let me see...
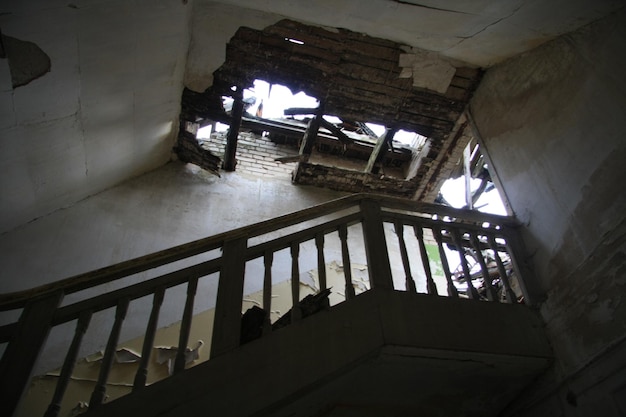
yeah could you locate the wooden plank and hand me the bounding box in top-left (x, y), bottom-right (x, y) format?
top-left (432, 226), bottom-right (459, 298)
top-left (453, 66), bottom-right (482, 79)
top-left (336, 62), bottom-right (399, 83)
top-left (290, 243), bottom-right (302, 321)
top-left (470, 233), bottom-right (498, 301)
top-left (444, 85), bottom-right (471, 101)
top-left (365, 128), bottom-right (397, 173)
top-left (488, 236), bottom-right (517, 303)
top-left (319, 118), bottom-right (353, 145)
top-left (223, 86), bottom-right (244, 171)
top-left (275, 154), bottom-right (304, 163)
top-left (343, 38), bottom-right (400, 62)
top-left (451, 229), bottom-right (480, 300)
top-left (283, 107), bottom-right (318, 116)
top-left (1, 194), bottom-right (521, 313)
top-left (52, 258), bottom-right (222, 326)
top-left (464, 143), bottom-right (473, 209)
top-left (245, 212), bottom-right (363, 261)
top-left (394, 221), bottom-right (417, 293)
top-left (338, 225), bottom-right (356, 300)
top-left (414, 224), bottom-right (439, 295)
top-left (174, 277), bottom-right (199, 374)
top-left (265, 23), bottom-right (344, 49)
top-left (133, 287), bottom-right (165, 390)
top-left (89, 298), bottom-right (130, 408)
top-left (340, 51), bottom-right (401, 72)
top-left (360, 199), bottom-right (394, 290)
top-left (262, 251), bottom-right (274, 335)
top-left (211, 237), bottom-right (247, 358)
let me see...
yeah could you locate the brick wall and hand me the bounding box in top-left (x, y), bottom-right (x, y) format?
top-left (201, 132), bottom-right (298, 178)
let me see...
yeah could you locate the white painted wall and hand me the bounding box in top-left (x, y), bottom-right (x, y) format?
top-left (471, 9), bottom-right (626, 415)
top-left (196, 0), bottom-right (624, 68)
top-left (0, 162), bottom-right (347, 295)
top-left (0, 0), bottom-right (192, 234)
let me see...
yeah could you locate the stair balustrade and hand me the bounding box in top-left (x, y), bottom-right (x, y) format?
top-left (0, 193), bottom-right (537, 417)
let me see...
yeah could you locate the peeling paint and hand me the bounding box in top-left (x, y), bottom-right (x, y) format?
top-left (2, 34), bottom-right (51, 88)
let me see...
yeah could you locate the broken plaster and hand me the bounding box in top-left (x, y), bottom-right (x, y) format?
top-left (1, 34), bottom-right (51, 88)
top-left (399, 49), bottom-right (456, 94)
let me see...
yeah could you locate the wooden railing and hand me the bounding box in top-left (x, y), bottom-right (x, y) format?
top-left (0, 194), bottom-right (536, 417)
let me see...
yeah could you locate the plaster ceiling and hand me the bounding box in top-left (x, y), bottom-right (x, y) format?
top-left (208, 0), bottom-right (624, 67)
top-left (1, 0), bottom-right (623, 234)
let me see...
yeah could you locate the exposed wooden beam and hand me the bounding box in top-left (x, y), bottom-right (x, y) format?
top-left (365, 127), bottom-right (397, 173)
top-left (319, 118), bottom-right (353, 145)
top-left (283, 107), bottom-right (318, 116)
top-left (275, 155), bottom-right (304, 163)
top-left (222, 87), bottom-right (244, 171)
top-left (298, 102), bottom-right (325, 160)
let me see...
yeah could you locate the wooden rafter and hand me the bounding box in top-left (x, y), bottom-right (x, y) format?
top-left (365, 127), bottom-right (397, 173)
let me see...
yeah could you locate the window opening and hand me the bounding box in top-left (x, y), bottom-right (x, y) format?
top-left (190, 78), bottom-right (433, 183)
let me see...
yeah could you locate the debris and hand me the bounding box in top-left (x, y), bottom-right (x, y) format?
top-left (240, 305), bottom-right (268, 344)
top-left (242, 298), bottom-right (262, 307)
top-left (272, 288), bottom-right (331, 331)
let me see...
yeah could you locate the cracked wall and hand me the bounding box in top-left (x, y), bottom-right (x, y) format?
top-left (471, 9), bottom-right (626, 416)
top-left (0, 1), bottom-right (192, 234)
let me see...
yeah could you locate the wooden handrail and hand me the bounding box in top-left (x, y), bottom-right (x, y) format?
top-left (0, 193), bottom-right (519, 311)
top-left (0, 192), bottom-right (534, 417)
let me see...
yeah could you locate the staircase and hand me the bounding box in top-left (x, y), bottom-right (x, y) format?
top-left (0, 194), bottom-right (551, 417)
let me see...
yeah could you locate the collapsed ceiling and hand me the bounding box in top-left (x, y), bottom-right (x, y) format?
top-left (179, 19), bottom-right (483, 200)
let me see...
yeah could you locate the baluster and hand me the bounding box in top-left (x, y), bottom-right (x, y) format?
top-left (315, 233), bottom-right (330, 309)
top-left (44, 310), bottom-right (92, 417)
top-left (469, 233), bottom-right (497, 301)
top-left (413, 224), bottom-right (438, 296)
top-left (338, 224), bottom-right (356, 300)
top-left (290, 242), bottom-right (302, 321)
top-left (133, 287), bottom-right (165, 391)
top-left (393, 221), bottom-right (416, 293)
top-left (488, 235), bottom-right (517, 303)
top-left (90, 297), bottom-right (130, 408)
top-left (174, 277), bottom-right (199, 374)
top-left (263, 251), bottom-right (274, 335)
top-left (451, 229), bottom-right (479, 300)
top-left (315, 234), bottom-right (327, 292)
top-left (432, 227), bottom-right (459, 298)
top-left (360, 199), bottom-right (394, 290)
top-left (0, 291), bottom-right (63, 417)
top-left (211, 238), bottom-right (247, 358)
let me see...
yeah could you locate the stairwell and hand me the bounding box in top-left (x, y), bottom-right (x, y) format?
top-left (0, 194), bottom-right (551, 417)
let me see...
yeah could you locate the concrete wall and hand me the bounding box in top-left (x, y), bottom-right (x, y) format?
top-left (0, 1), bottom-right (193, 235)
top-left (471, 9), bottom-right (626, 416)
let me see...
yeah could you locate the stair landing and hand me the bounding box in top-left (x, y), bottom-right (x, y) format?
top-left (85, 289), bottom-right (551, 417)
